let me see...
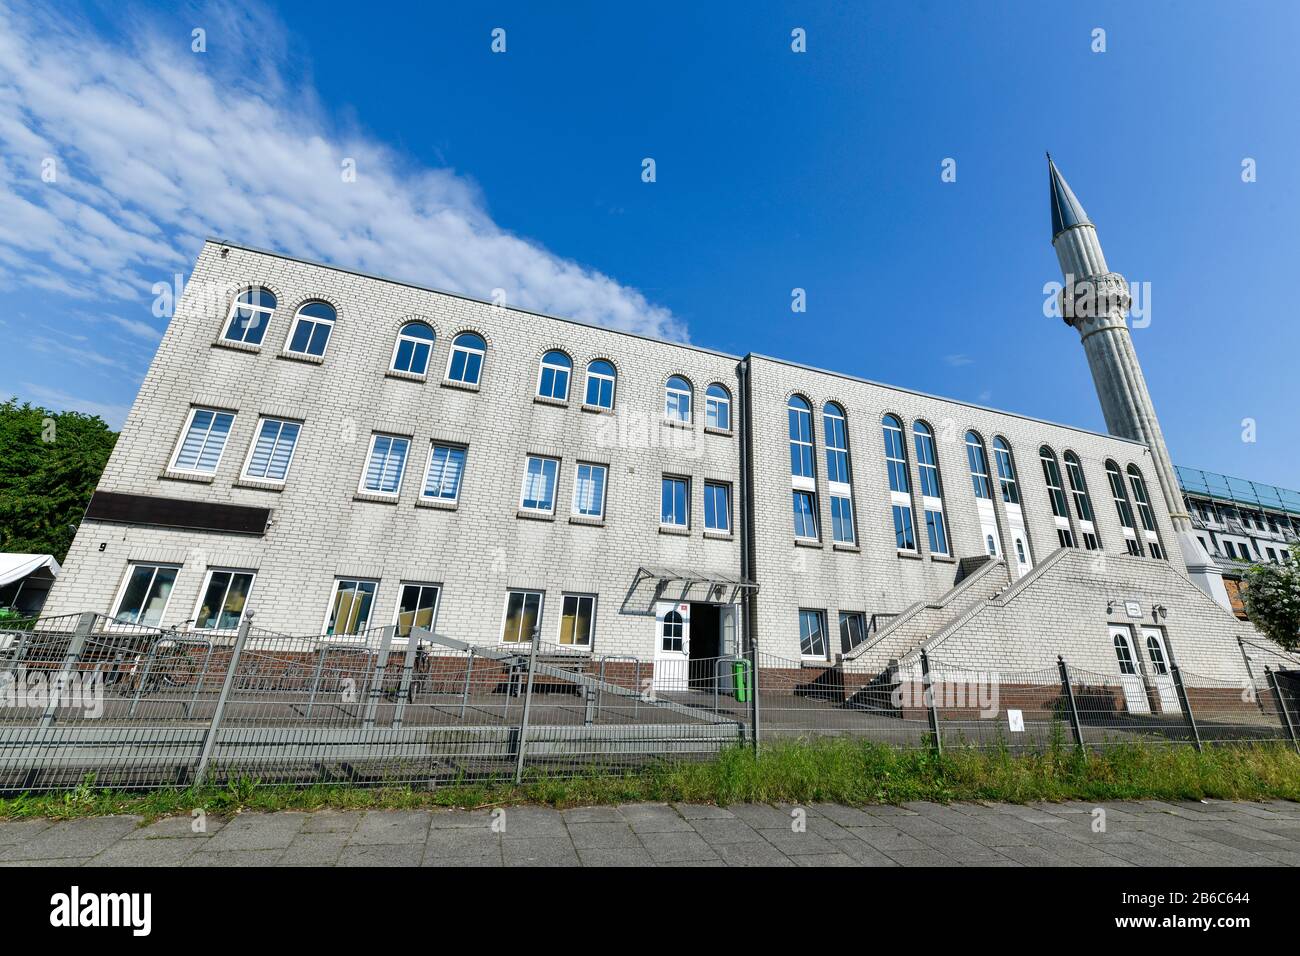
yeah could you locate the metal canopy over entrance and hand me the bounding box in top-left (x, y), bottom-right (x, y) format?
top-left (634, 566), bottom-right (758, 597)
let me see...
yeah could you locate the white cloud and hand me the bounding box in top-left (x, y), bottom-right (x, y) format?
top-left (19, 383), bottom-right (130, 429)
top-left (0, 1), bottom-right (686, 341)
top-left (943, 353), bottom-right (974, 367)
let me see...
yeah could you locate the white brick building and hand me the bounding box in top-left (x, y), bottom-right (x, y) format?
top-left (44, 160), bottom-right (1295, 699)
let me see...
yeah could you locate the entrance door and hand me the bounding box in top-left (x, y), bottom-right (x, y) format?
top-left (687, 603), bottom-right (721, 690)
top-left (1141, 627), bottom-right (1181, 713)
top-left (653, 601), bottom-right (690, 692)
top-left (1109, 625), bottom-right (1150, 714)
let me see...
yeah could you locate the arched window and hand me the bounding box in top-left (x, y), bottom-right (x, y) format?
top-left (223, 287), bottom-right (276, 346)
top-left (1040, 446), bottom-right (1076, 549)
top-left (390, 322), bottom-right (435, 376)
top-left (1063, 452), bottom-right (1100, 549)
top-left (1127, 465), bottom-right (1166, 560)
top-left (992, 437), bottom-right (1020, 505)
top-left (1113, 633), bottom-right (1137, 675)
top-left (788, 397), bottom-right (817, 540)
top-left (661, 610), bottom-right (683, 652)
top-left (705, 384), bottom-right (731, 431)
top-left (965, 431), bottom-right (992, 499)
top-left (1106, 461), bottom-right (1142, 555)
top-left (537, 350), bottom-right (572, 401)
top-left (986, 534), bottom-right (997, 556)
top-left (1145, 634), bottom-right (1168, 675)
top-left (584, 360), bottom-right (616, 409)
top-left (824, 403), bottom-right (854, 544)
top-left (285, 301), bottom-right (336, 357)
top-left (446, 332), bottom-right (486, 385)
top-left (665, 376), bottom-right (692, 422)
top-left (882, 415), bottom-right (916, 551)
top-left (788, 397), bottom-right (814, 478)
top-left (913, 422), bottom-right (949, 555)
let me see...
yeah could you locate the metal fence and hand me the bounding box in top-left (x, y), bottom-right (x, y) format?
top-left (0, 611), bottom-right (1297, 792)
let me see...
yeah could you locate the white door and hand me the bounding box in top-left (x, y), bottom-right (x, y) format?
top-left (1109, 625), bottom-right (1150, 715)
top-left (1141, 627), bottom-right (1181, 713)
top-left (653, 601), bottom-right (690, 692)
top-left (718, 605), bottom-right (739, 693)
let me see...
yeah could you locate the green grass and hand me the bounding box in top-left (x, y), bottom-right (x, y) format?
top-left (2, 738), bottom-right (1298, 821)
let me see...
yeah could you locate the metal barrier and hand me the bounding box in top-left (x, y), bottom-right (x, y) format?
top-left (1, 611), bottom-right (1297, 792)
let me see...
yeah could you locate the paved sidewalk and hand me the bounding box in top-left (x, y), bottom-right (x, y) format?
top-left (1, 799), bottom-right (1298, 867)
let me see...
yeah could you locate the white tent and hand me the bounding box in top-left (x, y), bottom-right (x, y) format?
top-left (0, 554), bottom-right (62, 588)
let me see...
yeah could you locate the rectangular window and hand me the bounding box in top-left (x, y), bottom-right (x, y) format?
top-left (830, 495), bottom-right (855, 544)
top-left (194, 569), bottom-right (255, 630)
top-left (325, 579), bottom-right (377, 635)
top-left (1083, 531), bottom-right (1100, 550)
top-left (1149, 542), bottom-right (1166, 561)
top-left (924, 509), bottom-right (949, 555)
top-left (520, 455), bottom-right (559, 513)
top-left (558, 594), bottom-right (595, 646)
top-left (798, 609), bottom-right (828, 659)
top-left (112, 563), bottom-right (179, 626)
top-left (171, 407), bottom-right (234, 474)
top-left (394, 582), bottom-right (440, 637)
top-left (892, 504), bottom-right (916, 551)
top-left (502, 589), bottom-right (543, 643)
top-left (572, 463), bottom-right (607, 518)
top-left (1125, 538), bottom-right (1142, 556)
top-left (839, 611), bottom-right (867, 654)
top-left (1058, 528), bottom-right (1076, 549)
top-left (242, 417), bottom-right (301, 482)
top-left (661, 476), bottom-right (690, 527)
top-left (792, 490), bottom-right (818, 539)
top-left (422, 444), bottom-right (466, 502)
top-left (704, 481), bottom-right (731, 532)
top-left (361, 433), bottom-right (410, 495)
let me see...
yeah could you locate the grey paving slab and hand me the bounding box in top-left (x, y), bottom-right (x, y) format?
top-left (567, 821), bottom-right (641, 849)
top-left (300, 810), bottom-right (362, 834)
top-left (672, 803), bottom-right (736, 819)
top-left (348, 810), bottom-right (431, 846)
top-left (277, 833), bottom-right (349, 866)
top-left (711, 840), bottom-right (796, 867)
top-left (576, 846), bottom-right (657, 866)
top-left (87, 838), bottom-right (202, 867)
top-left (203, 812), bottom-right (304, 851)
top-left (124, 815), bottom-right (226, 840)
top-left (0, 819), bottom-right (53, 846)
top-left (759, 828), bottom-right (840, 856)
top-left (792, 852), bottom-right (859, 866)
top-left (428, 809), bottom-right (495, 830)
top-left (852, 827), bottom-right (931, 853)
top-left (561, 806), bottom-right (624, 824)
top-left (882, 848), bottom-right (963, 866)
top-left (727, 803), bottom-right (800, 828)
top-left (184, 848), bottom-right (286, 866)
top-left (640, 830), bottom-right (720, 864)
top-left (336, 844), bottom-right (424, 867)
top-left (501, 836), bottom-right (581, 866)
top-left (0, 816), bottom-right (139, 861)
top-left (618, 803), bottom-right (693, 833)
top-left (690, 818), bottom-right (763, 845)
top-left (811, 804), bottom-right (883, 828)
top-left (498, 806), bottom-right (566, 838)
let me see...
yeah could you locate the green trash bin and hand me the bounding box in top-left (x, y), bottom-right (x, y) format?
top-left (732, 660), bottom-right (750, 702)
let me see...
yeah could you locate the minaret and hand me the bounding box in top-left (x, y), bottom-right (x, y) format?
top-left (1047, 155), bottom-right (1231, 609)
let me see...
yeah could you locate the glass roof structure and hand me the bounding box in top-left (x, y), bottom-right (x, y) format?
top-left (1177, 466), bottom-right (1300, 517)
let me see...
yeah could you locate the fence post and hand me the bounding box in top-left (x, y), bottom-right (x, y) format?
top-left (390, 627), bottom-right (423, 729)
top-left (362, 626), bottom-right (396, 729)
top-left (747, 635), bottom-right (761, 751)
top-left (193, 612), bottom-right (253, 786)
top-left (39, 611), bottom-right (95, 729)
top-left (921, 649), bottom-right (941, 756)
top-left (514, 623), bottom-right (542, 783)
top-left (1266, 667), bottom-right (1300, 754)
top-left (1237, 637), bottom-right (1265, 715)
top-left (1057, 655), bottom-right (1085, 748)
top-left (1169, 662), bottom-right (1201, 752)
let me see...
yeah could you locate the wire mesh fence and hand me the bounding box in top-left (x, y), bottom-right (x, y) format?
top-left (0, 611), bottom-right (1297, 792)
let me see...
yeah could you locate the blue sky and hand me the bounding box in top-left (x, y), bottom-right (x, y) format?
top-left (2, 0), bottom-right (1297, 488)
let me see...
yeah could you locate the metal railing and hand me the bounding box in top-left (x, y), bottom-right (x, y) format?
top-left (0, 611), bottom-right (1296, 792)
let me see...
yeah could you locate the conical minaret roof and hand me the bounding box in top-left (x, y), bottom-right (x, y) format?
top-left (1047, 153), bottom-right (1090, 240)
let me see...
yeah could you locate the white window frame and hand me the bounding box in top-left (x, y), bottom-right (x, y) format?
top-left (583, 361), bottom-right (617, 409)
top-left (392, 581), bottom-right (442, 639)
top-left (830, 494), bottom-right (855, 544)
top-left (283, 302), bottom-right (336, 357)
top-left (661, 475), bottom-right (690, 528)
top-left (789, 398), bottom-right (815, 485)
top-left (422, 443), bottom-right (467, 502)
top-left (664, 377), bottom-right (692, 423)
top-left (536, 350), bottom-right (573, 402)
top-left (798, 608), bottom-right (829, 660)
top-left (110, 562), bottom-right (180, 627)
top-left (222, 288), bottom-right (276, 346)
top-left (240, 416), bottom-right (302, 484)
top-left (705, 384), bottom-right (731, 431)
top-left (445, 332), bottom-right (487, 385)
top-left (191, 567), bottom-right (257, 631)
top-left (792, 489), bottom-right (819, 541)
top-left (322, 578), bottom-right (380, 637)
top-left (169, 407), bottom-right (235, 475)
top-left (704, 480), bottom-right (731, 533)
top-left (556, 592), bottom-right (597, 648)
top-left (571, 462), bottom-right (607, 519)
top-left (520, 455), bottom-right (560, 514)
top-left (358, 433), bottom-right (411, 497)
top-left (389, 322), bottom-right (436, 376)
top-left (500, 589), bottom-right (545, 644)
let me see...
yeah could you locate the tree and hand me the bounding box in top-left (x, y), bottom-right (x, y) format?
top-left (0, 399), bottom-right (117, 562)
top-left (1241, 543), bottom-right (1300, 653)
